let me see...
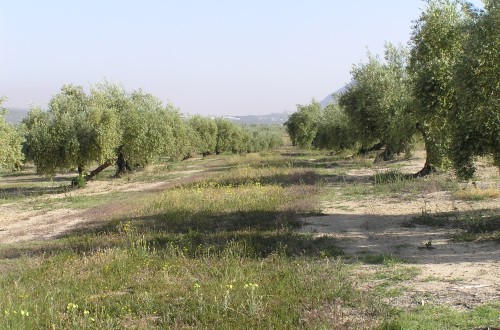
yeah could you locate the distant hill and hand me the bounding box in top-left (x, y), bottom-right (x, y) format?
top-left (2, 107), bottom-right (291, 126)
top-left (3, 108), bottom-right (30, 125)
top-left (319, 81), bottom-right (354, 108)
top-left (226, 82), bottom-right (355, 125)
top-left (223, 112), bottom-right (291, 125)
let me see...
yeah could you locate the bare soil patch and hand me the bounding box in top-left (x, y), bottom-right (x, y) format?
top-left (0, 167), bottom-right (209, 244)
top-left (300, 151), bottom-right (500, 310)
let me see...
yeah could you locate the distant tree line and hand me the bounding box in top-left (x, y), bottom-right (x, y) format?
top-left (286, 0), bottom-right (498, 179)
top-left (0, 82), bottom-right (283, 181)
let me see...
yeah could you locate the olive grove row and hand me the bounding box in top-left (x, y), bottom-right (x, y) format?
top-left (286, 0), bottom-right (498, 179)
top-left (0, 83), bottom-right (282, 180)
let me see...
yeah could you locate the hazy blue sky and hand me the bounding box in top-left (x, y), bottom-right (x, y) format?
top-left (0, 0), bottom-right (484, 115)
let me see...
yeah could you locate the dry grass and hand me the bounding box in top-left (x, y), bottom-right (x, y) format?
top-left (454, 186), bottom-right (500, 201)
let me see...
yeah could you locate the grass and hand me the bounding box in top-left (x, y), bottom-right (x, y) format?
top-left (30, 192), bottom-right (132, 210)
top-left (1, 147), bottom-right (499, 328)
top-left (373, 265), bottom-right (421, 282)
top-left (0, 246), bottom-right (383, 329)
top-left (353, 260), bottom-right (419, 301)
top-left (323, 168), bottom-right (459, 202)
top-left (454, 186), bottom-right (500, 201)
top-left (355, 253), bottom-right (406, 266)
top-left (372, 170), bottom-right (458, 196)
top-left (119, 163), bottom-right (200, 183)
top-left (0, 178), bottom-right (72, 204)
top-left (382, 303), bottom-right (500, 329)
top-left (0, 152), bottom-right (368, 328)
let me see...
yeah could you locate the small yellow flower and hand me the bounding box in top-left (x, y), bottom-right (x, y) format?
top-left (66, 303), bottom-right (79, 312)
top-left (84, 310), bottom-right (90, 315)
top-left (193, 283), bottom-right (201, 289)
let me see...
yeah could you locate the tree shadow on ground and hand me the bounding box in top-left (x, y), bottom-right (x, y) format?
top-left (185, 165), bottom-right (373, 187)
top-left (0, 185), bottom-right (73, 199)
top-left (1, 176), bottom-right (71, 184)
top-left (251, 158), bottom-right (352, 170)
top-left (183, 171), bottom-right (320, 187)
top-left (300, 208), bottom-right (500, 264)
top-left (0, 208), bottom-right (340, 261)
top-left (1, 204), bottom-right (497, 267)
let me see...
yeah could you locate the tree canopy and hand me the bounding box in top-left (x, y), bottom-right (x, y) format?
top-left (450, 1), bottom-right (500, 178)
top-left (285, 101), bottom-right (321, 149)
top-left (23, 83), bottom-right (190, 179)
top-left (20, 82), bottom-right (284, 182)
top-left (0, 98), bottom-right (24, 171)
top-left (313, 101), bottom-right (355, 151)
top-left (188, 115), bottom-right (218, 156)
top-left (283, 0), bottom-right (498, 179)
top-left (409, 0), bottom-right (472, 175)
top-left (339, 44), bottom-right (415, 161)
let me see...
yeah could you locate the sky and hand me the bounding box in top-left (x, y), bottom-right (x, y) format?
top-left (0, 0), bottom-right (484, 116)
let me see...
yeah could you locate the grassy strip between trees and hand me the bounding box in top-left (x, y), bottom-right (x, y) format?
top-left (0, 152), bottom-right (499, 329)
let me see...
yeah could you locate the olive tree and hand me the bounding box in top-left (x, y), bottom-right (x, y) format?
top-left (338, 44), bottom-right (416, 161)
top-left (23, 85), bottom-right (93, 176)
top-left (409, 0), bottom-right (471, 175)
top-left (214, 118), bottom-right (244, 154)
top-left (165, 107), bottom-right (192, 161)
top-left (23, 82), bottom-right (185, 180)
top-left (116, 90), bottom-right (179, 173)
top-left (188, 115), bottom-right (218, 156)
top-left (23, 84), bottom-right (123, 178)
top-left (243, 125), bottom-right (283, 152)
top-left (313, 102), bottom-right (356, 151)
top-left (450, 1), bottom-right (500, 178)
top-left (284, 100), bottom-right (321, 149)
top-left (0, 98), bottom-right (24, 171)
top-left (83, 83), bottom-right (123, 177)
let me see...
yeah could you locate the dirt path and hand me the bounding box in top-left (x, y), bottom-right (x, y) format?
top-left (301, 210), bottom-right (499, 309)
top-left (0, 168), bottom-right (208, 244)
top-left (300, 153), bottom-right (500, 310)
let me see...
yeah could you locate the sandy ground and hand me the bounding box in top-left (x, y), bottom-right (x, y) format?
top-left (300, 152), bottom-right (500, 310)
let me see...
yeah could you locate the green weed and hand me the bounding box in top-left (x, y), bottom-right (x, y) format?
top-left (408, 210), bottom-right (500, 243)
top-left (356, 253), bottom-right (405, 266)
top-left (382, 303), bottom-right (500, 329)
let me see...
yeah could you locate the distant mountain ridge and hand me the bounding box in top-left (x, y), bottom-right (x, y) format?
top-left (224, 82), bottom-right (353, 124)
top-left (4, 82), bottom-right (352, 126)
top-left (319, 81), bottom-right (353, 108)
top-left (3, 108), bottom-right (30, 125)
top-left (3, 107), bottom-right (291, 126)
top-left (223, 112), bottom-right (291, 125)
